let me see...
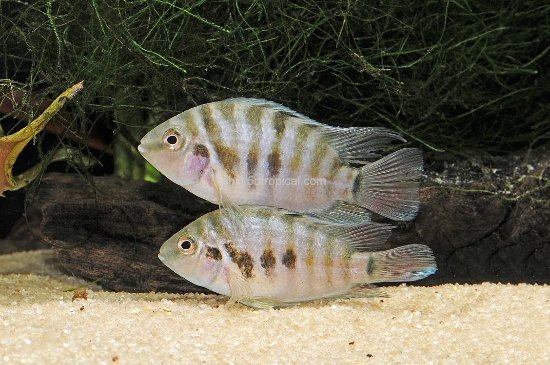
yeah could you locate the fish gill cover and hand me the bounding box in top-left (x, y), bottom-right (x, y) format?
top-left (0, 0), bottom-right (549, 181)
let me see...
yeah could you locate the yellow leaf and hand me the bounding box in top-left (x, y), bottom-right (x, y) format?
top-left (0, 81), bottom-right (84, 196)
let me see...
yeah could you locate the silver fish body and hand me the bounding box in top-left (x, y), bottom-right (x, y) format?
top-left (158, 205), bottom-right (437, 308)
top-left (139, 98), bottom-right (422, 221)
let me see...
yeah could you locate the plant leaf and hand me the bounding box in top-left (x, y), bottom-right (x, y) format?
top-left (0, 81), bottom-right (84, 196)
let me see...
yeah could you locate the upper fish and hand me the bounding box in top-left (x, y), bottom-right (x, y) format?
top-left (158, 205), bottom-right (437, 308)
top-left (138, 98), bottom-right (422, 221)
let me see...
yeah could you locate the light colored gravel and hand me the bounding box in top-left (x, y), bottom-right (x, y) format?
top-left (1, 250), bottom-right (549, 364)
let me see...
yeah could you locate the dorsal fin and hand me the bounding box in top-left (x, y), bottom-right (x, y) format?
top-left (224, 98), bottom-right (406, 164)
top-left (216, 204), bottom-right (393, 252)
top-left (326, 222), bottom-right (393, 251)
top-left (225, 98), bottom-right (319, 123)
top-left (321, 126), bottom-right (406, 163)
top-left (280, 205), bottom-right (394, 252)
top-left (308, 201), bottom-right (372, 224)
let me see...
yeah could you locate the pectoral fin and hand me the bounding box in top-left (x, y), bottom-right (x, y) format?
top-left (211, 171), bottom-right (253, 230)
top-left (225, 265), bottom-right (253, 307)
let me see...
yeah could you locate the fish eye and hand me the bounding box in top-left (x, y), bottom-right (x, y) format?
top-left (163, 128), bottom-right (184, 150)
top-left (177, 236), bottom-right (196, 255)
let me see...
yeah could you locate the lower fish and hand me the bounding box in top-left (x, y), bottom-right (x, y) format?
top-left (158, 205), bottom-right (437, 308)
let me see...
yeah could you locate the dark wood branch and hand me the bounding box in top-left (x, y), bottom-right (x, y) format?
top-left (34, 173), bottom-right (216, 294)
top-left (31, 148), bottom-right (550, 293)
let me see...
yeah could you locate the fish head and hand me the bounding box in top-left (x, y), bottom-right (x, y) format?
top-left (158, 225), bottom-right (223, 288)
top-left (138, 117), bottom-right (210, 187)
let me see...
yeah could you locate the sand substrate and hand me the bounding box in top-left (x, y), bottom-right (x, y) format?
top-left (1, 249), bottom-right (549, 364)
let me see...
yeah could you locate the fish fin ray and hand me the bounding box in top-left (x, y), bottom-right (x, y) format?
top-left (211, 171), bottom-right (253, 230)
top-left (226, 265), bottom-right (253, 307)
top-left (364, 244), bottom-right (437, 283)
top-left (321, 126), bottom-right (406, 163)
top-left (243, 286), bottom-right (387, 307)
top-left (327, 222), bottom-right (394, 251)
top-left (225, 98), bottom-right (320, 125)
top-left (227, 98), bottom-right (405, 163)
top-left (238, 298), bottom-right (291, 309)
top-left (308, 201), bottom-right (372, 225)
top-left (293, 203), bottom-right (393, 251)
top-left (355, 148), bottom-right (422, 221)
top-left (322, 284), bottom-right (386, 300)
top-left (255, 204), bottom-right (393, 251)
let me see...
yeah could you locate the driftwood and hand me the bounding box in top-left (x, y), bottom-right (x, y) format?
top-left (32, 148), bottom-right (550, 293)
top-left (34, 174), bottom-right (216, 294)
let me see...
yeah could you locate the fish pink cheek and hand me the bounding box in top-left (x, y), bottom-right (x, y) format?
top-left (181, 154), bottom-right (209, 182)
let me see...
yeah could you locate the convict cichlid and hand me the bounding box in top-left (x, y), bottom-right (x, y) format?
top-left (138, 98), bottom-right (423, 221)
top-left (158, 205), bottom-right (437, 308)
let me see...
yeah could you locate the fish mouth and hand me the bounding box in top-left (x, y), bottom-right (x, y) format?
top-left (137, 144), bottom-right (146, 154)
top-left (158, 251), bottom-right (166, 262)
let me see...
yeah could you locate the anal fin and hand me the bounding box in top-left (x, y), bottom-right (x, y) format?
top-left (321, 284), bottom-right (386, 301)
top-left (238, 298), bottom-right (291, 309)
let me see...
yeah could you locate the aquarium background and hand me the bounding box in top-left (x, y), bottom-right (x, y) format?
top-left (1, 0), bottom-right (549, 239)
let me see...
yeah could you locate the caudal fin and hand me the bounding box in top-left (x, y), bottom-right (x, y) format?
top-left (354, 148), bottom-right (422, 221)
top-left (366, 244), bottom-right (437, 283)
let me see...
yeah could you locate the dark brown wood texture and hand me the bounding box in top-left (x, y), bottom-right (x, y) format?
top-left (35, 173), bottom-right (216, 294)
top-left (33, 149), bottom-right (550, 293)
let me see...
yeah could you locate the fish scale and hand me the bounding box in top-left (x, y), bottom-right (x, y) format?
top-left (138, 98), bottom-right (422, 221)
top-left (205, 100), bottom-right (345, 206)
top-left (158, 205), bottom-right (437, 308)
top-left (178, 207), bottom-right (359, 302)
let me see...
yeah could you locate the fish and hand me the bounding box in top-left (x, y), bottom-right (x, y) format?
top-left (138, 98), bottom-right (423, 221)
top-left (158, 205), bottom-right (437, 308)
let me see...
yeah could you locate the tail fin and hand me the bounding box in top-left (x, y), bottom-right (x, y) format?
top-left (366, 244), bottom-right (437, 283)
top-left (354, 148), bottom-right (422, 221)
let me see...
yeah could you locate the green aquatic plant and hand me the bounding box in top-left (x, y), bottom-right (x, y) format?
top-left (0, 0), bottom-right (548, 179)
